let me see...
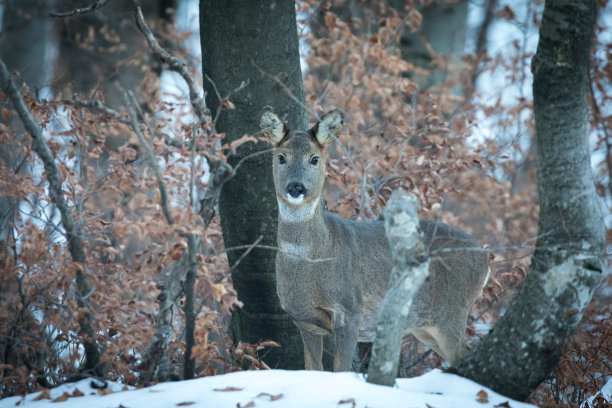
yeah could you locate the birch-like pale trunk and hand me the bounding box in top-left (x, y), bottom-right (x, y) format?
top-left (367, 191), bottom-right (429, 386)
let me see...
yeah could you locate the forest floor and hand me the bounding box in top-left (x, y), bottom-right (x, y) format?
top-left (0, 368), bottom-right (544, 408)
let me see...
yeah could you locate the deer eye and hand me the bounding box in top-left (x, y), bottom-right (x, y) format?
top-left (278, 155), bottom-right (286, 165)
top-left (310, 156), bottom-right (319, 166)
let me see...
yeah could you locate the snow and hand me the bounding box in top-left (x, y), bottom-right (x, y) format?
top-left (582, 377), bottom-right (612, 408)
top-left (1, 369), bottom-right (537, 408)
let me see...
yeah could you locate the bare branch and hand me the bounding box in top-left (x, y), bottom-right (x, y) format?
top-left (49, 0), bottom-right (110, 18)
top-left (62, 98), bottom-right (122, 118)
top-left (129, 0), bottom-right (208, 122)
top-left (214, 235), bottom-right (263, 284)
top-left (0, 59), bottom-right (103, 376)
top-left (587, 69), bottom-right (612, 197)
top-left (124, 91), bottom-right (175, 225)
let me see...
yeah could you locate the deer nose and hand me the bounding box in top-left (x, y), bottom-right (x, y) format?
top-left (286, 182), bottom-right (307, 198)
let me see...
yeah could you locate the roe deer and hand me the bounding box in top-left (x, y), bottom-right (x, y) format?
top-left (260, 107), bottom-right (490, 371)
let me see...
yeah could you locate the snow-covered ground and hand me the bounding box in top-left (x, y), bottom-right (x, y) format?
top-left (0, 369), bottom-right (539, 408)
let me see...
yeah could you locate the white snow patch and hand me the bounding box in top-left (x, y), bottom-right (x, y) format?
top-left (0, 369), bottom-right (537, 408)
top-left (581, 377), bottom-right (612, 407)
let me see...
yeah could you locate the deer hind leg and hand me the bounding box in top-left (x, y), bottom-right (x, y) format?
top-left (412, 322), bottom-right (467, 364)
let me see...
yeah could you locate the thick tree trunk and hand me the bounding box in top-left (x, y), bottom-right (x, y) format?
top-left (200, 1), bottom-right (307, 369)
top-left (453, 0), bottom-right (605, 400)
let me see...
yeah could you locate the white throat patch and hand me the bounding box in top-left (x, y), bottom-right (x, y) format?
top-left (278, 197), bottom-right (319, 223)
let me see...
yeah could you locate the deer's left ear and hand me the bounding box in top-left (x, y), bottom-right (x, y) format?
top-left (314, 109), bottom-right (343, 147)
top-left (260, 106), bottom-right (287, 145)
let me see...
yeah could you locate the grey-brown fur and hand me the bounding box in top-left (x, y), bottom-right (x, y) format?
top-left (261, 108), bottom-right (490, 371)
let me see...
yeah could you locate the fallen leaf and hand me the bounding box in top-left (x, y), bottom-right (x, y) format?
top-left (71, 388), bottom-right (84, 397)
top-left (256, 392), bottom-right (283, 401)
top-left (338, 398), bottom-right (356, 407)
top-left (476, 390), bottom-right (489, 403)
top-left (33, 390), bottom-right (50, 401)
top-left (494, 402), bottom-right (511, 408)
top-left (52, 392), bottom-right (70, 402)
top-left (98, 388), bottom-right (113, 396)
top-left (236, 402), bottom-right (255, 408)
top-left (214, 386), bottom-right (243, 392)
top-left (177, 402), bottom-right (195, 406)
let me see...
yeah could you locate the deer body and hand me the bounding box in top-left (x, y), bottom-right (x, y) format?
top-left (261, 108), bottom-right (489, 371)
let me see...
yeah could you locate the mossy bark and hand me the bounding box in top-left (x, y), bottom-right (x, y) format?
top-left (200, 0), bottom-right (307, 369)
top-left (453, 0), bottom-right (604, 400)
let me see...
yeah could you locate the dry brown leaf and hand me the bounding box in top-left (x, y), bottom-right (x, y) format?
top-left (176, 402), bottom-right (195, 406)
top-left (213, 386), bottom-right (243, 392)
top-left (338, 397), bottom-right (356, 407)
top-left (476, 389), bottom-right (489, 403)
top-left (325, 12), bottom-right (335, 32)
top-left (98, 388), bottom-right (113, 396)
top-left (237, 402), bottom-right (255, 408)
top-left (52, 392), bottom-right (70, 402)
top-left (494, 402), bottom-right (511, 408)
top-left (256, 392), bottom-right (283, 401)
top-left (71, 388), bottom-right (84, 397)
top-left (33, 390), bottom-right (50, 401)
top-left (257, 340), bottom-right (281, 349)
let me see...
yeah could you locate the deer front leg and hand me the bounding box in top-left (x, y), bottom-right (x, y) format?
top-left (333, 315), bottom-right (360, 372)
top-left (298, 326), bottom-right (323, 370)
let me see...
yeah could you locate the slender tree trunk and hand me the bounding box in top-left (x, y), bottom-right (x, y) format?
top-left (393, 0), bottom-right (468, 90)
top-left (367, 191), bottom-right (429, 386)
top-left (453, 0), bottom-right (605, 400)
top-left (200, 1), bottom-right (307, 369)
top-left (183, 234), bottom-right (198, 379)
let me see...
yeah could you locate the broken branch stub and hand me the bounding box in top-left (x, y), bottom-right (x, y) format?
top-left (367, 190), bottom-right (430, 386)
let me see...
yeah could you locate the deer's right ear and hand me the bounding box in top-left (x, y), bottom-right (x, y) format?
top-left (260, 107), bottom-right (287, 145)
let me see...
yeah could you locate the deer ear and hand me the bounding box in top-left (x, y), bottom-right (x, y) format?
top-left (260, 107), bottom-right (287, 145)
top-left (315, 109), bottom-right (343, 147)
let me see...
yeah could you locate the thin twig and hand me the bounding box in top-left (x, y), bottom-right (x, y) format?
top-left (214, 235), bottom-right (263, 284)
top-left (0, 58), bottom-right (103, 375)
top-left (49, 0), bottom-right (110, 18)
top-left (124, 91), bottom-right (175, 225)
top-left (587, 69), bottom-right (612, 196)
top-left (129, 0), bottom-right (208, 122)
top-left (62, 98), bottom-right (122, 118)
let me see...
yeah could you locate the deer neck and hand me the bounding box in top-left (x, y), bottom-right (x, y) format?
top-left (277, 197), bottom-right (328, 258)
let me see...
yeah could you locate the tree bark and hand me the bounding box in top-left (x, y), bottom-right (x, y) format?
top-left (200, 1), bottom-right (307, 369)
top-left (367, 191), bottom-right (429, 386)
top-left (392, 0), bottom-right (468, 90)
top-left (452, 0), bottom-right (605, 400)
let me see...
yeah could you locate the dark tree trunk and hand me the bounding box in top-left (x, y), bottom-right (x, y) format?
top-left (393, 0), bottom-right (468, 90)
top-left (200, 1), bottom-right (307, 369)
top-left (452, 0), bottom-right (605, 400)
